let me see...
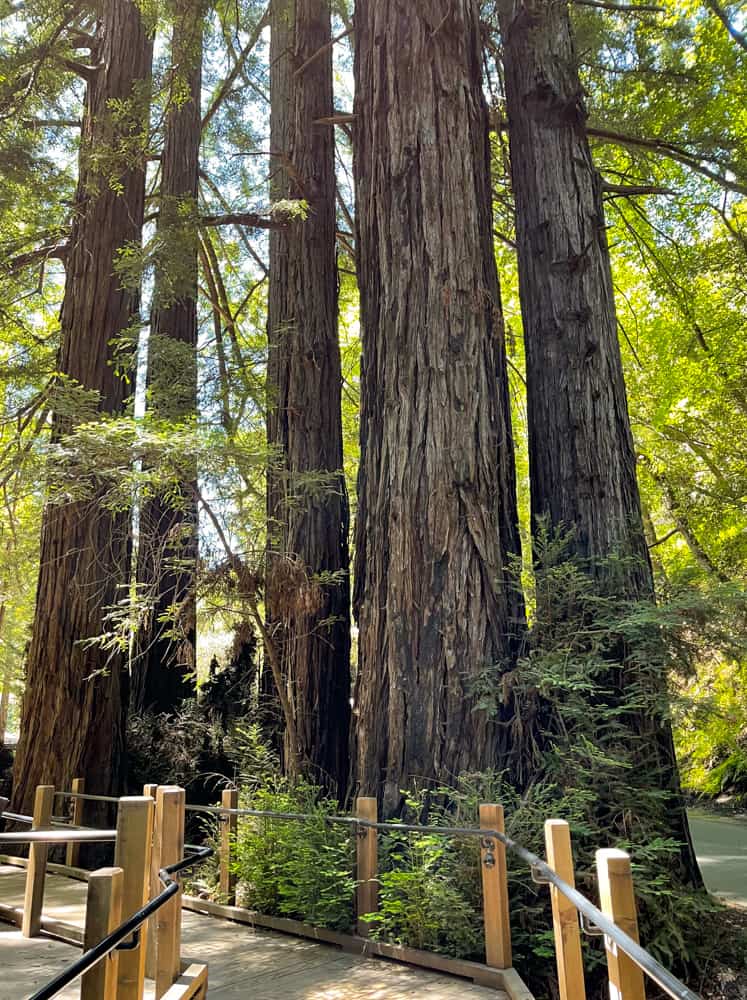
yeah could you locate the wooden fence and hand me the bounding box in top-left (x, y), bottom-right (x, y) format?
top-left (3, 780), bottom-right (701, 1000)
top-left (0, 782), bottom-right (207, 1000)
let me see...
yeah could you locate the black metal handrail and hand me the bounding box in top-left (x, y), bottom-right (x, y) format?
top-left (27, 846), bottom-right (213, 1000)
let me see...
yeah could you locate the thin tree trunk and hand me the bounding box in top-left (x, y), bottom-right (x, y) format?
top-left (265, 0), bottom-right (351, 796)
top-left (352, 0), bottom-right (522, 815)
top-left (12, 0), bottom-right (152, 812)
top-left (498, 0), bottom-right (701, 884)
top-left (131, 2), bottom-right (203, 714)
top-left (0, 603), bottom-right (9, 741)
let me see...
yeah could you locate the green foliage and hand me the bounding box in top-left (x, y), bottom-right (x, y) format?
top-left (232, 781), bottom-right (355, 932)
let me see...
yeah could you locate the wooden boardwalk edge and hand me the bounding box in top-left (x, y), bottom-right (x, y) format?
top-left (182, 895), bottom-right (534, 999)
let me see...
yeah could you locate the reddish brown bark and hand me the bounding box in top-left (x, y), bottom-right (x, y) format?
top-left (12, 0), bottom-right (152, 811)
top-left (498, 0), bottom-right (701, 885)
top-left (352, 1), bottom-right (522, 815)
top-left (265, 0), bottom-right (351, 796)
top-left (131, 3), bottom-right (203, 714)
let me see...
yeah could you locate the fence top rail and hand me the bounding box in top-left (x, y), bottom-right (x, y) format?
top-left (54, 790), bottom-right (120, 804)
top-left (54, 788), bottom-right (699, 1000)
top-left (1, 808), bottom-right (101, 832)
top-left (0, 829), bottom-right (117, 844)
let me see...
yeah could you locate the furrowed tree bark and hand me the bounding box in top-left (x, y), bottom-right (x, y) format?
top-left (131, 2), bottom-right (203, 714)
top-left (352, 0), bottom-right (522, 815)
top-left (12, 0), bottom-right (152, 812)
top-left (265, 0), bottom-right (351, 796)
top-left (498, 0), bottom-right (701, 884)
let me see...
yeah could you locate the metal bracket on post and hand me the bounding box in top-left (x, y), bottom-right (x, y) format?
top-left (530, 863), bottom-right (551, 885)
top-left (481, 837), bottom-right (496, 868)
top-left (579, 911), bottom-right (604, 937)
top-left (115, 929), bottom-right (141, 952)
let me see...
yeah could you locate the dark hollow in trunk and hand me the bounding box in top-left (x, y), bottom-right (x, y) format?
top-left (265, 0), bottom-right (351, 797)
top-left (498, 0), bottom-right (701, 885)
top-left (12, 0), bottom-right (152, 812)
top-left (131, 2), bottom-right (203, 715)
top-left (352, 0), bottom-right (522, 816)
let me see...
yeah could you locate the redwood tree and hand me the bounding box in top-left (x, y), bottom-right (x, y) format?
top-left (352, 0), bottom-right (522, 814)
top-left (12, 0), bottom-right (152, 810)
top-left (265, 0), bottom-right (351, 795)
top-left (131, 2), bottom-right (203, 714)
top-left (498, 0), bottom-right (700, 882)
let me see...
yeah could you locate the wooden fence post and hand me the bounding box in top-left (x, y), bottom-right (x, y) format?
top-left (65, 778), bottom-right (85, 868)
top-left (143, 784), bottom-right (158, 981)
top-left (479, 803), bottom-right (512, 970)
top-left (22, 784), bottom-right (54, 937)
top-left (219, 788), bottom-right (238, 905)
top-left (155, 786), bottom-right (185, 998)
top-left (596, 849), bottom-right (646, 1000)
top-left (114, 796), bottom-right (155, 1000)
top-left (355, 796), bottom-right (378, 937)
top-left (545, 820), bottom-right (586, 1000)
top-left (81, 866), bottom-right (124, 1000)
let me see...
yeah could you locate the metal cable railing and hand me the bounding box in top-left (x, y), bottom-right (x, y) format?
top-left (27, 791), bottom-right (703, 1000)
top-left (26, 846), bottom-right (213, 1000)
top-left (179, 802), bottom-right (700, 1000)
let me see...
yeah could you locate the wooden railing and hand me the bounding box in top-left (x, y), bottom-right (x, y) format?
top-left (184, 793), bottom-right (701, 1000)
top-left (6, 783), bottom-right (702, 1000)
top-left (0, 784), bottom-right (209, 1000)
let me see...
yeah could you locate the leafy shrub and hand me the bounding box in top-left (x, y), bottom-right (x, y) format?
top-left (364, 825), bottom-right (482, 957)
top-left (232, 780), bottom-right (355, 932)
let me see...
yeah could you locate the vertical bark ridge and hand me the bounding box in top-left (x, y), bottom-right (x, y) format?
top-left (352, 1), bottom-right (522, 815)
top-left (132, 1), bottom-right (203, 713)
top-left (498, 0), bottom-right (701, 884)
top-left (266, 0), bottom-right (351, 796)
top-left (12, 0), bottom-right (152, 811)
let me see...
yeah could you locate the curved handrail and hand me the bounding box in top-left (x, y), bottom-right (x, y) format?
top-left (27, 846), bottom-right (213, 1000)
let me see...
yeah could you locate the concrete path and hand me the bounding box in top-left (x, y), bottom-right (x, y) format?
top-left (689, 808), bottom-right (747, 907)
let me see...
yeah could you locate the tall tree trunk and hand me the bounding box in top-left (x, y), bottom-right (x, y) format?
top-left (352, 0), bottom-right (522, 815)
top-left (12, 0), bottom-right (152, 812)
top-left (266, 0), bottom-right (351, 796)
top-left (0, 603), bottom-right (9, 741)
top-left (498, 0), bottom-right (701, 883)
top-left (131, 2), bottom-right (202, 714)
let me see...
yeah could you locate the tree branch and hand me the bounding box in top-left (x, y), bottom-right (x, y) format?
top-left (572, 0), bottom-right (664, 11)
top-left (586, 125), bottom-right (747, 196)
top-left (5, 242), bottom-right (69, 275)
top-left (200, 211), bottom-right (284, 230)
top-left (202, 3), bottom-right (271, 131)
top-left (603, 181), bottom-right (675, 197)
top-left (293, 26), bottom-right (353, 78)
top-left (703, 0), bottom-right (747, 53)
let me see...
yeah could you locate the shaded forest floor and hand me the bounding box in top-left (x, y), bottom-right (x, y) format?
top-left (698, 906), bottom-right (747, 1000)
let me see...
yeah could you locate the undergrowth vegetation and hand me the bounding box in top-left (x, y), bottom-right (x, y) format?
top-left (201, 543), bottom-right (746, 996)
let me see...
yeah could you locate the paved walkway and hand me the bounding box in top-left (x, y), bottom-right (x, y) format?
top-left (688, 808), bottom-right (747, 908)
top-left (0, 867), bottom-right (505, 999)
